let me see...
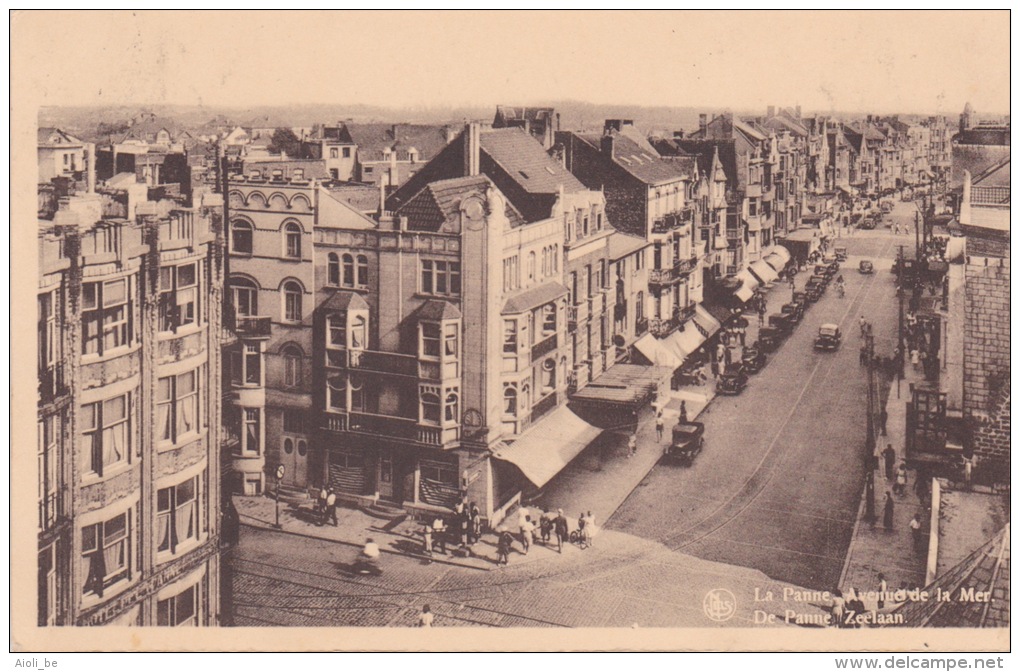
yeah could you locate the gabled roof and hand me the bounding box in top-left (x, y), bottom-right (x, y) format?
top-left (765, 114), bottom-right (809, 138)
top-left (733, 118), bottom-right (768, 143)
top-left (38, 127), bottom-right (83, 147)
top-left (395, 175), bottom-right (526, 232)
top-left (413, 299), bottom-right (462, 321)
top-left (323, 290), bottom-right (369, 313)
top-left (575, 131), bottom-right (693, 185)
top-left (345, 123), bottom-right (452, 162)
top-left (479, 128), bottom-right (586, 194)
top-left (118, 118), bottom-right (190, 144)
top-left (671, 139), bottom-right (739, 187)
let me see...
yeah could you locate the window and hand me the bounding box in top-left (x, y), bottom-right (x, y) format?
top-left (159, 263), bottom-right (199, 332)
top-left (284, 223), bottom-right (301, 259)
top-left (342, 254), bottom-right (355, 286)
top-left (327, 253), bottom-right (340, 286)
top-left (569, 272), bottom-right (577, 304)
top-left (330, 147), bottom-right (339, 159)
top-left (343, 147), bottom-right (351, 158)
top-left (82, 278), bottom-right (131, 356)
top-left (157, 476), bottom-right (198, 554)
top-left (574, 211), bottom-right (583, 239)
top-left (502, 256), bottom-right (519, 293)
top-left (38, 416), bottom-right (59, 530)
top-left (503, 320), bottom-right (517, 354)
top-left (327, 375), bottom-right (346, 410)
top-left (636, 291), bottom-right (645, 321)
top-left (444, 391), bottom-right (459, 423)
top-left (520, 381), bottom-right (531, 411)
top-left (586, 265), bottom-right (595, 297)
top-left (749, 198), bottom-right (758, 217)
top-left (231, 278), bottom-right (258, 317)
top-left (350, 315), bottom-right (366, 349)
top-left (356, 255), bottom-right (369, 288)
top-left (553, 245), bottom-right (559, 272)
top-left (282, 345), bottom-right (303, 388)
top-left (443, 323), bottom-right (458, 357)
top-left (542, 303), bottom-right (556, 335)
top-left (38, 291), bottom-right (58, 371)
top-left (635, 250), bottom-right (644, 272)
top-left (157, 370), bottom-right (199, 445)
top-left (583, 215), bottom-right (590, 237)
top-left (503, 385), bottom-right (517, 416)
top-left (157, 584), bottom-right (198, 627)
top-left (242, 408), bottom-right (260, 454)
top-left (596, 212), bottom-right (603, 231)
top-left (231, 220), bottom-right (253, 255)
top-left (283, 281), bottom-right (303, 322)
top-left (527, 251), bottom-right (536, 281)
top-left (328, 313), bottom-right (346, 354)
top-left (421, 323), bottom-right (441, 358)
top-left (82, 394), bottom-right (130, 477)
top-left (231, 342), bottom-right (262, 386)
top-left (421, 390), bottom-right (441, 424)
top-left (82, 511), bottom-right (130, 597)
top-left (598, 260), bottom-right (607, 289)
top-left (420, 260), bottom-right (460, 297)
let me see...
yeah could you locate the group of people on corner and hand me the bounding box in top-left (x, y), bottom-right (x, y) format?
top-left (420, 500), bottom-right (482, 563)
top-left (494, 508), bottom-right (597, 566)
top-left (315, 485), bottom-right (339, 527)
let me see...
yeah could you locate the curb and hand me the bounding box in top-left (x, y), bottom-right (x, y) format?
top-left (238, 516), bottom-right (492, 572)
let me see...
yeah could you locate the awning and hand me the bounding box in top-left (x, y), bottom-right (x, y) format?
top-left (667, 324), bottom-right (705, 359)
top-left (748, 259), bottom-right (780, 285)
top-left (692, 304), bottom-right (722, 340)
top-left (633, 333), bottom-right (683, 369)
top-left (734, 269), bottom-right (760, 303)
top-left (492, 405), bottom-right (602, 488)
top-left (762, 249), bottom-right (790, 272)
top-left (570, 363), bottom-right (672, 409)
top-left (658, 330), bottom-right (689, 364)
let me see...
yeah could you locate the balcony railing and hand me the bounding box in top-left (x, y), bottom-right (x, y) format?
top-left (235, 315), bottom-right (272, 338)
top-left (531, 391), bottom-right (558, 422)
top-left (327, 347), bottom-right (432, 378)
top-left (532, 333), bottom-right (558, 359)
top-left (675, 254), bottom-right (699, 275)
top-left (651, 208), bottom-right (695, 234)
top-left (323, 411), bottom-right (459, 447)
top-left (648, 304), bottom-right (697, 338)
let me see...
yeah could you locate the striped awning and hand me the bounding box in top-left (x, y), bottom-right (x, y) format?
top-left (749, 259), bottom-right (780, 285)
top-left (492, 405), bottom-right (602, 488)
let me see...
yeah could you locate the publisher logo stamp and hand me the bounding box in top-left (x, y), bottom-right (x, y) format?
top-left (704, 588), bottom-right (736, 622)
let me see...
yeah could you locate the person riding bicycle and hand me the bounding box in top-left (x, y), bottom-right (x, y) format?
top-left (359, 537), bottom-right (381, 571)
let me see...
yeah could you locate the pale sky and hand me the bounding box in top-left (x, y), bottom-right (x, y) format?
top-left (13, 10), bottom-right (1012, 116)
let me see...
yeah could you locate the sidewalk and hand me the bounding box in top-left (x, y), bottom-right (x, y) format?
top-left (839, 361), bottom-right (928, 610)
top-left (233, 491), bottom-right (596, 572)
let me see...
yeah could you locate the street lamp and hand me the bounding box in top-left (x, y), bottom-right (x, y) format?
top-left (274, 464), bottom-right (286, 529)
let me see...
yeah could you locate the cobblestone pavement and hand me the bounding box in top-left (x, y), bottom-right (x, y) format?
top-left (610, 225), bottom-right (905, 591)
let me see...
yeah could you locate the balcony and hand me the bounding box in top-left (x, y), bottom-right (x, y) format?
top-left (323, 411), bottom-right (459, 447)
top-left (648, 304), bottom-right (697, 338)
top-left (531, 333), bottom-right (558, 359)
top-left (635, 316), bottom-right (649, 336)
top-left (234, 316), bottom-right (272, 339)
top-left (531, 391), bottom-right (558, 422)
top-left (651, 208), bottom-right (695, 234)
top-left (649, 255), bottom-right (699, 286)
top-left (675, 254), bottom-right (699, 276)
top-left (38, 364), bottom-right (68, 403)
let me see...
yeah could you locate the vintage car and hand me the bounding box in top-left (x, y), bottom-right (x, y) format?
top-left (741, 342), bottom-right (767, 373)
top-left (881, 200), bottom-right (895, 213)
top-left (823, 256), bottom-right (840, 271)
top-left (814, 323), bottom-right (842, 351)
top-left (717, 367), bottom-right (749, 395)
top-left (781, 302), bottom-right (804, 324)
top-left (792, 291), bottom-right (808, 307)
top-left (814, 263), bottom-right (834, 279)
top-left (859, 259), bottom-right (875, 274)
top-left (809, 273), bottom-right (828, 290)
top-left (804, 283), bottom-right (823, 303)
top-left (768, 313), bottom-right (793, 335)
top-left (834, 246), bottom-right (849, 262)
top-left (664, 421), bottom-right (705, 465)
top-left (859, 215), bottom-right (878, 230)
top-left (758, 326), bottom-right (783, 352)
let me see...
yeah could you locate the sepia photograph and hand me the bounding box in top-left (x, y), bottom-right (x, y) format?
top-left (10, 9), bottom-right (1011, 656)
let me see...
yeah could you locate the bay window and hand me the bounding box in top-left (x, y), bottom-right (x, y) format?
top-left (157, 370), bottom-right (199, 445)
top-left (503, 384), bottom-right (517, 416)
top-left (420, 323), bottom-right (441, 358)
top-left (503, 320), bottom-right (517, 354)
top-left (421, 389), bottom-right (441, 425)
top-left (81, 393), bottom-right (130, 477)
top-left (159, 262), bottom-right (199, 332)
top-left (82, 278), bottom-right (131, 356)
top-left (242, 408), bottom-right (260, 455)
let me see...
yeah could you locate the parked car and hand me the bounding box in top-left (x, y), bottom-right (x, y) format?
top-left (814, 323), bottom-right (842, 351)
top-left (809, 273), bottom-right (828, 290)
top-left (781, 302), bottom-right (804, 324)
top-left (834, 246), bottom-right (849, 262)
top-left (664, 421), bottom-right (705, 465)
top-left (881, 201), bottom-right (895, 214)
top-left (769, 313), bottom-right (793, 336)
top-left (741, 342), bottom-right (767, 373)
top-left (859, 215), bottom-right (877, 230)
top-left (717, 367), bottom-right (749, 395)
top-left (804, 284), bottom-right (823, 303)
top-left (758, 326), bottom-right (783, 352)
top-left (859, 259), bottom-right (875, 274)
top-left (823, 256), bottom-right (840, 272)
top-left (792, 291), bottom-right (808, 307)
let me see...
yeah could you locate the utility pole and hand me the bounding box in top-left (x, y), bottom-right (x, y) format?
top-left (897, 245), bottom-right (905, 399)
top-left (864, 330), bottom-right (877, 522)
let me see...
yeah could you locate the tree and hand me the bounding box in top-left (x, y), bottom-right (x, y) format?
top-left (268, 128), bottom-right (301, 157)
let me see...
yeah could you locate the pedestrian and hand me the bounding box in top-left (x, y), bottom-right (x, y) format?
top-left (655, 412), bottom-right (665, 442)
top-left (586, 511), bottom-right (598, 548)
top-left (883, 492), bottom-right (894, 531)
top-left (458, 514), bottom-right (471, 556)
top-left (895, 462), bottom-right (908, 495)
top-left (831, 589), bottom-right (845, 628)
top-left (539, 511), bottom-right (553, 545)
top-left (496, 528), bottom-right (513, 566)
top-left (554, 509), bottom-right (569, 553)
top-left (881, 446), bottom-right (897, 483)
top-left (519, 515), bottom-right (534, 555)
top-left (316, 484), bottom-right (328, 522)
top-left (422, 523), bottom-right (433, 563)
top-left (469, 502), bottom-right (481, 544)
top-left (859, 315), bottom-right (867, 338)
top-left (911, 348), bottom-right (920, 371)
top-left (325, 488), bottom-right (338, 527)
top-left (628, 432), bottom-right (638, 458)
top-left (846, 588), bottom-right (865, 629)
top-left (877, 573), bottom-right (888, 609)
top-left (879, 408), bottom-right (888, 436)
top-left (914, 472), bottom-right (929, 507)
top-left (577, 512), bottom-right (589, 548)
top-left (432, 516), bottom-right (447, 555)
top-left (418, 604), bottom-right (434, 627)
top-left (910, 513), bottom-right (923, 550)
top-left (679, 400), bottom-right (688, 425)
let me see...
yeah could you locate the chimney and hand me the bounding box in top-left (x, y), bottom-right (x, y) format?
top-left (86, 142), bottom-right (96, 193)
top-left (673, 130), bottom-right (684, 139)
top-left (390, 123), bottom-right (399, 141)
top-left (463, 122), bottom-right (481, 177)
top-left (377, 175), bottom-right (386, 217)
top-left (699, 114), bottom-right (708, 133)
top-left (767, 105), bottom-right (775, 119)
top-left (389, 150), bottom-right (399, 188)
top-left (555, 112), bottom-right (561, 132)
top-left (600, 134), bottom-right (615, 157)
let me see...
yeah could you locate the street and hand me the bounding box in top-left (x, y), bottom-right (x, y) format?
top-left (610, 204), bottom-right (915, 591)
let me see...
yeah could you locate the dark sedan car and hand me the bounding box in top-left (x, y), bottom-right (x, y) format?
top-left (781, 302), bottom-right (804, 324)
top-left (741, 343), bottom-right (767, 373)
top-left (814, 323), bottom-right (842, 351)
top-left (859, 259), bottom-right (874, 274)
top-left (717, 367), bottom-right (749, 395)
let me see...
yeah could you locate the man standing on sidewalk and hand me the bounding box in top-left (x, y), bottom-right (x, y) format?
top-left (554, 509), bottom-right (569, 553)
top-left (325, 489), bottom-right (338, 527)
top-left (879, 408), bottom-right (888, 436)
top-left (655, 412), bottom-right (665, 443)
top-left (910, 514), bottom-right (924, 550)
top-left (883, 444), bottom-right (897, 481)
top-left (883, 492), bottom-right (895, 531)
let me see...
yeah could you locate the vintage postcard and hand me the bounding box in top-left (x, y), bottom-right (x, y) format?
top-left (10, 10), bottom-right (1010, 654)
